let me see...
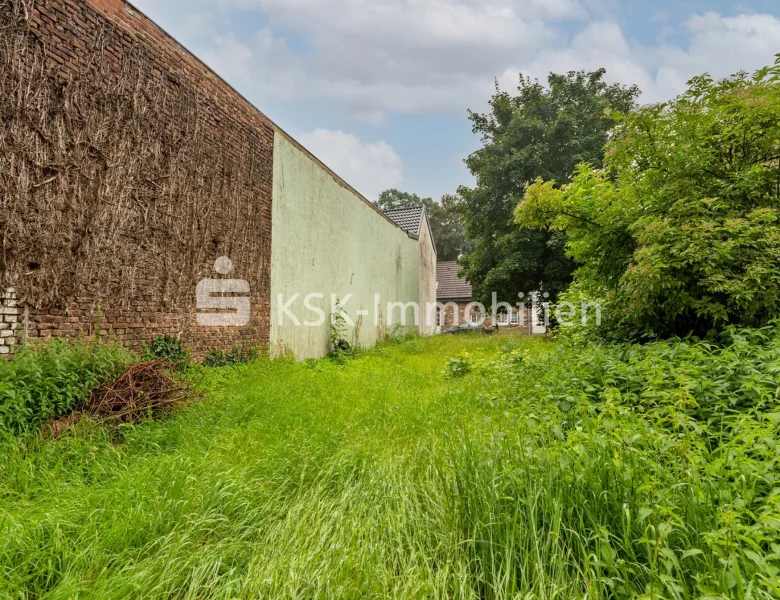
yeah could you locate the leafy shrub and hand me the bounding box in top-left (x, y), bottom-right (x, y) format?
top-left (492, 323), bottom-right (780, 424)
top-left (202, 346), bottom-right (258, 368)
top-left (0, 339), bottom-right (133, 432)
top-left (445, 355), bottom-right (472, 379)
top-left (466, 325), bottom-right (780, 598)
top-left (329, 300), bottom-right (353, 359)
top-left (142, 335), bottom-right (189, 369)
top-left (518, 58), bottom-right (780, 339)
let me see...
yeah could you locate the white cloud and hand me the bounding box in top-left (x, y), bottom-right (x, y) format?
top-left (138, 0), bottom-right (584, 118)
top-left (498, 21), bottom-right (655, 96)
top-left (501, 12), bottom-right (780, 104)
top-left (651, 12), bottom-right (780, 99)
top-left (134, 0), bottom-right (780, 117)
top-left (296, 129), bottom-right (403, 200)
top-left (198, 34), bottom-right (256, 86)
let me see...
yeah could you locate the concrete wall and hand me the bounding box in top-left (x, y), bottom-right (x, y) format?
top-left (270, 134), bottom-right (420, 359)
top-left (418, 213), bottom-right (438, 336)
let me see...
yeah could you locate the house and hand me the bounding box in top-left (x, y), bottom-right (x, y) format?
top-left (436, 262), bottom-right (543, 333)
top-left (0, 0), bottom-right (436, 360)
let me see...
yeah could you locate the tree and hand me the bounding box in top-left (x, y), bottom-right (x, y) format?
top-left (376, 189), bottom-right (435, 213)
top-left (457, 69), bottom-right (640, 306)
top-left (517, 58), bottom-right (780, 339)
top-left (430, 194), bottom-right (470, 261)
top-left (375, 190), bottom-right (469, 261)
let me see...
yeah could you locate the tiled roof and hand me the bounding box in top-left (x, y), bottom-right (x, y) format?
top-left (383, 206), bottom-right (425, 238)
top-left (437, 261), bottom-right (472, 301)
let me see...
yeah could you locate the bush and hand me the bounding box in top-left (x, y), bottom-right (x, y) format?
top-left (465, 325), bottom-right (780, 598)
top-left (0, 339), bottom-right (133, 432)
top-left (518, 58), bottom-right (780, 339)
top-left (202, 346), bottom-right (257, 368)
top-left (445, 355), bottom-right (472, 379)
top-left (143, 335), bottom-right (189, 369)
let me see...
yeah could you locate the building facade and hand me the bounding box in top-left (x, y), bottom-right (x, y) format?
top-left (0, 0), bottom-right (435, 359)
top-left (436, 262), bottom-right (543, 334)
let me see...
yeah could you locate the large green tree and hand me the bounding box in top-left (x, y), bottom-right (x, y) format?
top-left (517, 59), bottom-right (780, 339)
top-left (458, 69), bottom-right (640, 305)
top-left (376, 189), bottom-right (469, 261)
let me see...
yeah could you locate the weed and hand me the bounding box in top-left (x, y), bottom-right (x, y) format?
top-left (329, 299), bottom-right (352, 356)
top-left (445, 354), bottom-right (472, 378)
top-left (202, 346), bottom-right (258, 368)
top-left (0, 332), bottom-right (777, 598)
top-left (142, 335), bottom-right (189, 369)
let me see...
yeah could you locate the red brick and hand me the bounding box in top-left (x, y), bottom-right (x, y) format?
top-left (9, 0), bottom-right (274, 358)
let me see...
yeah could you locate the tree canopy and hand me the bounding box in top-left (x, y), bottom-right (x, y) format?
top-left (457, 69), bottom-right (640, 305)
top-left (375, 189), bottom-right (434, 213)
top-left (375, 189), bottom-right (469, 262)
top-left (517, 58), bottom-right (780, 339)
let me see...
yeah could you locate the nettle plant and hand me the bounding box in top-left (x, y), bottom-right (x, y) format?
top-left (329, 300), bottom-right (352, 357)
top-left (518, 57), bottom-right (780, 339)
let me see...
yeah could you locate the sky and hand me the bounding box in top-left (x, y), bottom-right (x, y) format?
top-left (131, 0), bottom-right (780, 203)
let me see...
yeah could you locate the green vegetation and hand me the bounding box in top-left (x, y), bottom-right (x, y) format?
top-left (0, 339), bottom-right (132, 432)
top-left (328, 299), bottom-right (355, 360)
top-left (202, 346), bottom-right (258, 368)
top-left (375, 189), bottom-right (469, 262)
top-left (143, 335), bottom-right (190, 369)
top-left (143, 335), bottom-right (260, 369)
top-left (518, 58), bottom-right (780, 339)
top-left (444, 353), bottom-right (473, 379)
top-left (458, 68), bottom-right (640, 305)
top-left (2, 57), bottom-right (779, 600)
top-left (1, 332), bottom-right (778, 598)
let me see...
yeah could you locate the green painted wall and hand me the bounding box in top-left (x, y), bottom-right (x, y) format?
top-left (418, 212), bottom-right (438, 336)
top-left (270, 133), bottom-right (421, 359)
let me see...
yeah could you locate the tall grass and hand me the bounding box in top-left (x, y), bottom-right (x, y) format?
top-left (0, 332), bottom-right (777, 598)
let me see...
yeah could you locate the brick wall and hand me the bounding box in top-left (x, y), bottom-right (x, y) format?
top-left (1, 0), bottom-right (275, 356)
top-left (0, 289), bottom-right (23, 356)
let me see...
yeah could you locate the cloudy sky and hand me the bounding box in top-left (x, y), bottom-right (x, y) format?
top-left (132, 0), bottom-right (780, 202)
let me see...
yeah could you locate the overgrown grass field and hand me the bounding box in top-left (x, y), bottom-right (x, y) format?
top-left (1, 332), bottom-right (778, 599)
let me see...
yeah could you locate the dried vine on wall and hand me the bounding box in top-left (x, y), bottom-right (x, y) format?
top-left (0, 0), bottom-right (269, 310)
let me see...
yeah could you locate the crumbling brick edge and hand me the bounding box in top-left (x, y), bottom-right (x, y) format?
top-left (0, 289), bottom-right (25, 356)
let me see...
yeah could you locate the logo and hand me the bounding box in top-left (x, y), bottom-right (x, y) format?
top-left (196, 257), bottom-right (250, 327)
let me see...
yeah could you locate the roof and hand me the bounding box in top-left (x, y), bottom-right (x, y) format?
top-left (383, 206), bottom-right (425, 238)
top-left (437, 261), bottom-right (472, 301)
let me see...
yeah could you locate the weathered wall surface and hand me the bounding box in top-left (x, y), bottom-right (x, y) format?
top-left (270, 134), bottom-right (420, 359)
top-left (0, 0), bottom-right (273, 355)
top-left (418, 214), bottom-right (438, 336)
top-left (0, 289), bottom-right (22, 356)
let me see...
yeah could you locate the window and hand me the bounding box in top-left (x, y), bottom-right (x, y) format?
top-left (498, 312), bottom-right (509, 325)
top-left (510, 310), bottom-right (519, 325)
top-left (436, 308), bottom-right (442, 327)
top-left (471, 312), bottom-right (479, 324)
